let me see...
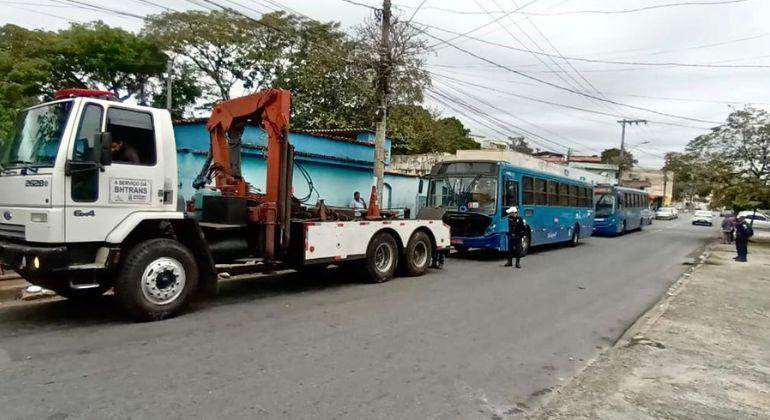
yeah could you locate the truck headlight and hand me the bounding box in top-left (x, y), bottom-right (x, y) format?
top-left (484, 223), bottom-right (496, 235)
top-left (30, 213), bottom-right (47, 223)
top-left (33, 256), bottom-right (40, 270)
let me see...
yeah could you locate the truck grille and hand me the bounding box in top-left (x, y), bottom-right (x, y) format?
top-left (0, 223), bottom-right (25, 240)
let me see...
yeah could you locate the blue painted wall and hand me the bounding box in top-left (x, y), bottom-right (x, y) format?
top-left (174, 123), bottom-right (415, 213)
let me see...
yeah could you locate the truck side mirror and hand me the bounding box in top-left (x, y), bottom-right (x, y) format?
top-left (98, 131), bottom-right (113, 166)
top-left (418, 179), bottom-right (424, 194)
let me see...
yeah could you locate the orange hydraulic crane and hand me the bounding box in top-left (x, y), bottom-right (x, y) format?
top-left (200, 89), bottom-right (293, 262)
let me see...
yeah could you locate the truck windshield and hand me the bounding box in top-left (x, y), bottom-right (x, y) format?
top-left (428, 175), bottom-right (498, 215)
top-left (0, 101), bottom-right (73, 169)
top-left (594, 192), bottom-right (615, 217)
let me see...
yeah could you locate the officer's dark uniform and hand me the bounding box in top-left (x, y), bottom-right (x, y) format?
top-left (734, 218), bottom-right (752, 262)
top-left (505, 213), bottom-right (527, 268)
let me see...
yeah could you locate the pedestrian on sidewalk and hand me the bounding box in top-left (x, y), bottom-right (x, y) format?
top-left (721, 215), bottom-right (735, 244)
top-left (504, 206), bottom-right (526, 268)
top-left (734, 215), bottom-right (753, 262)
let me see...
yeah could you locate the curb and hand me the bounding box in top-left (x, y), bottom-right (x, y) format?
top-left (527, 240), bottom-right (717, 419)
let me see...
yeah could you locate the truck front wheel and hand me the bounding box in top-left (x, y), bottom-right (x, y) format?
top-left (363, 232), bottom-right (399, 283)
top-left (115, 239), bottom-right (198, 321)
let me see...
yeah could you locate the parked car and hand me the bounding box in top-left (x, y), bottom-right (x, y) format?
top-left (656, 207), bottom-right (677, 220)
top-left (737, 211), bottom-right (770, 230)
top-left (641, 208), bottom-right (654, 225)
top-left (692, 210), bottom-right (714, 226)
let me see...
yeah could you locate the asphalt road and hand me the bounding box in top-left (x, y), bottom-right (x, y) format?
top-left (0, 216), bottom-right (718, 420)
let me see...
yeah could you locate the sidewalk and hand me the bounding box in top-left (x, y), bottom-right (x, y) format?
top-left (533, 236), bottom-right (770, 419)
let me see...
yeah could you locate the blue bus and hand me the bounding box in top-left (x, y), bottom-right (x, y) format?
top-left (424, 160), bottom-right (595, 255)
top-left (593, 184), bottom-right (652, 235)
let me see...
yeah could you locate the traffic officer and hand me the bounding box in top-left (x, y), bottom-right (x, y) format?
top-left (734, 215), bottom-right (753, 262)
top-left (504, 206), bottom-right (527, 268)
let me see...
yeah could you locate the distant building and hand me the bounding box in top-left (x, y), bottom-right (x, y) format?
top-left (621, 167), bottom-right (674, 205)
top-left (568, 162), bottom-right (620, 182)
top-left (174, 122), bottom-right (420, 213)
top-left (469, 134), bottom-right (512, 150)
top-left (531, 151), bottom-right (566, 163)
top-left (568, 155), bottom-right (602, 163)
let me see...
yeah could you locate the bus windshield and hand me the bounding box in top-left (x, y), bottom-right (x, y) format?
top-left (594, 192), bottom-right (615, 217)
top-left (428, 175), bottom-right (498, 215)
top-left (0, 101), bottom-right (73, 170)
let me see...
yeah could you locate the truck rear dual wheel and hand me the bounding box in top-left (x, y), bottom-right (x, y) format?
top-left (402, 231), bottom-right (433, 277)
top-left (363, 232), bottom-right (399, 283)
top-left (114, 238), bottom-right (198, 322)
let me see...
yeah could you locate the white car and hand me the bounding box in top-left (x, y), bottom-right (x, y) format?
top-left (692, 210), bottom-right (713, 226)
top-left (737, 211), bottom-right (770, 230)
top-left (655, 207), bottom-right (677, 220)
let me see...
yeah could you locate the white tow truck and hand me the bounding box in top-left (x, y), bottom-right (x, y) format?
top-left (0, 89), bottom-right (449, 320)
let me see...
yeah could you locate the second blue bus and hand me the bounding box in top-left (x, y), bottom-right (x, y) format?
top-left (592, 184), bottom-right (652, 235)
top-left (424, 160), bottom-right (595, 255)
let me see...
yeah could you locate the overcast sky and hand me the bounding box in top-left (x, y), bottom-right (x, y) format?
top-left (3, 0), bottom-right (770, 167)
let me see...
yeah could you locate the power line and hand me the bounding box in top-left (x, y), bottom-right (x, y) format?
top-left (425, 0), bottom-right (541, 49)
top-left (394, 0), bottom-right (750, 16)
top-left (414, 26), bottom-right (724, 125)
top-left (5, 3), bottom-right (85, 22)
top-left (427, 71), bottom-right (717, 130)
top-left (53, 0), bottom-right (146, 19)
top-left (415, 21), bottom-right (770, 69)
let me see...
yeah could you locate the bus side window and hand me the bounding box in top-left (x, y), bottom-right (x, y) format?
top-left (523, 176), bottom-right (534, 205)
top-left (504, 180), bottom-right (519, 207)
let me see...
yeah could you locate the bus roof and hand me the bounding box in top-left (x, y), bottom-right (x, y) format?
top-left (428, 159), bottom-right (594, 186)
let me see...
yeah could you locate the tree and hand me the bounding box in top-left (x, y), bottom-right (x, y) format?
top-left (685, 106), bottom-right (770, 210)
top-left (267, 14), bottom-right (374, 128)
top-left (144, 10), bottom-right (282, 101)
top-left (388, 106), bottom-right (478, 154)
top-left (150, 62), bottom-right (204, 119)
top-left (0, 25), bottom-right (54, 146)
top-left (508, 136), bottom-right (533, 155)
top-left (355, 11), bottom-right (432, 112)
top-left (601, 147), bottom-right (636, 170)
top-left (46, 22), bottom-right (166, 101)
top-left (437, 117), bottom-right (479, 151)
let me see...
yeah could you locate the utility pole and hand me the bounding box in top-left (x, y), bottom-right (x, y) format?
top-left (566, 147), bottom-right (572, 164)
top-left (616, 119), bottom-right (647, 184)
top-left (373, 0), bottom-right (391, 205)
top-left (165, 58), bottom-right (174, 111)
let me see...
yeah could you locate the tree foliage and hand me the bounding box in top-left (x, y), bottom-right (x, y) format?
top-left (388, 106), bottom-right (478, 154)
top-left (508, 136), bottom-right (533, 155)
top-left (47, 22), bottom-right (167, 100)
top-left (666, 106), bottom-right (770, 210)
top-left (601, 147), bottom-right (637, 170)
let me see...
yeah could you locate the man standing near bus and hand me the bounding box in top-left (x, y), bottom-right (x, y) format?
top-left (504, 206), bottom-right (527, 268)
top-left (734, 215), bottom-right (753, 262)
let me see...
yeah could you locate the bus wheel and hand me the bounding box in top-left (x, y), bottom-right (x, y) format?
top-left (520, 234), bottom-right (531, 257)
top-left (569, 225), bottom-right (580, 247)
top-left (363, 232), bottom-right (399, 283)
top-left (403, 231), bottom-right (433, 277)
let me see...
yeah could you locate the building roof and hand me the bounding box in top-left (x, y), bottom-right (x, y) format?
top-left (569, 155), bottom-right (602, 163)
top-left (532, 151), bottom-right (565, 158)
top-left (175, 119), bottom-right (378, 146)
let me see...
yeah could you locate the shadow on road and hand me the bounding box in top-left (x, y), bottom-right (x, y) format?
top-left (0, 267), bottom-right (371, 328)
top-left (449, 241), bottom-right (589, 261)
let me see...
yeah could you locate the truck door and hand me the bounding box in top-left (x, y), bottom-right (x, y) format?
top-left (65, 104), bottom-right (165, 243)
